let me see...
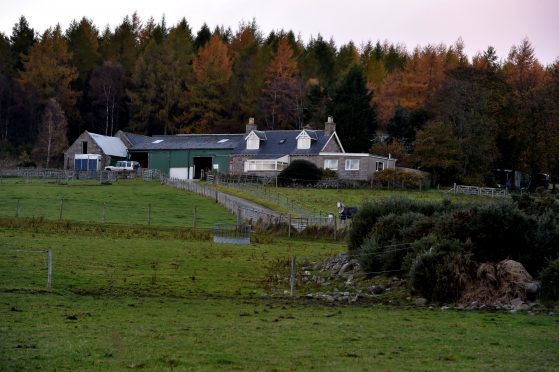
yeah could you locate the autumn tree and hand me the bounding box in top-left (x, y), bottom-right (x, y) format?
top-left (178, 34), bottom-right (232, 133)
top-left (33, 98), bottom-right (68, 168)
top-left (329, 65), bottom-right (377, 152)
top-left (413, 120), bottom-right (460, 186)
top-left (19, 25), bottom-right (79, 138)
top-left (258, 37), bottom-right (303, 129)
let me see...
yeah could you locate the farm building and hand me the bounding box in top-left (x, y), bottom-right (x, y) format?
top-left (230, 117), bottom-right (396, 181)
top-left (64, 131), bottom-right (128, 170)
top-left (129, 134), bottom-right (244, 179)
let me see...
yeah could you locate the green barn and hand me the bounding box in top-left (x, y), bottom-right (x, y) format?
top-left (129, 134), bottom-right (244, 179)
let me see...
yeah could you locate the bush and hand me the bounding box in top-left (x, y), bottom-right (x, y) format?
top-left (358, 213), bottom-right (428, 273)
top-left (278, 160), bottom-right (323, 186)
top-left (409, 239), bottom-right (471, 302)
top-left (348, 198), bottom-right (451, 253)
top-left (540, 258), bottom-right (559, 301)
top-left (371, 169), bottom-right (426, 189)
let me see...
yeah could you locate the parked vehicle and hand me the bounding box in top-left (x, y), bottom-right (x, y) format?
top-left (104, 161), bottom-right (140, 172)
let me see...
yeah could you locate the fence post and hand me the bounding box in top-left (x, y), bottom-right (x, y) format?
top-left (288, 214), bottom-right (292, 238)
top-left (334, 215), bottom-right (337, 241)
top-left (237, 206), bottom-right (242, 225)
top-left (148, 203), bottom-right (151, 226)
top-left (59, 199), bottom-right (64, 220)
top-left (15, 199), bottom-right (20, 217)
top-left (102, 203), bottom-right (106, 224)
top-left (47, 249), bottom-right (52, 290)
top-left (290, 256), bottom-right (296, 297)
top-left (215, 189), bottom-right (218, 203)
top-left (193, 206), bottom-right (197, 229)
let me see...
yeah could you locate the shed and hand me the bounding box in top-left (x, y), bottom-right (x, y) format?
top-left (64, 131), bottom-right (128, 170)
top-left (129, 134), bottom-right (244, 179)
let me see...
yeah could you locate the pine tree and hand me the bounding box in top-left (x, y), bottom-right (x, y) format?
top-left (66, 18), bottom-right (101, 82)
top-left (10, 16), bottom-right (36, 72)
top-left (329, 65), bottom-right (377, 152)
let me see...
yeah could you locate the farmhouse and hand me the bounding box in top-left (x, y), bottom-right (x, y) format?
top-left (230, 117), bottom-right (396, 181)
top-left (129, 134), bottom-right (244, 179)
top-left (64, 131), bottom-right (128, 170)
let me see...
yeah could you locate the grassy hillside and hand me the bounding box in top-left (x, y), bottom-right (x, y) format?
top-left (0, 178), bottom-right (235, 228)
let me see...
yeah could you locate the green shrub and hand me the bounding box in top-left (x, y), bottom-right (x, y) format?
top-left (322, 168), bottom-right (337, 179)
top-left (278, 160), bottom-right (323, 186)
top-left (348, 198), bottom-right (450, 253)
top-left (409, 239), bottom-right (471, 302)
top-left (358, 213), bottom-right (428, 273)
top-left (540, 259), bottom-right (559, 300)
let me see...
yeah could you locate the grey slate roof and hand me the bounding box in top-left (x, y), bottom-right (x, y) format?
top-left (234, 130), bottom-right (333, 158)
top-left (88, 132), bottom-right (128, 157)
top-left (130, 134), bottom-right (244, 151)
top-left (122, 132), bottom-right (150, 146)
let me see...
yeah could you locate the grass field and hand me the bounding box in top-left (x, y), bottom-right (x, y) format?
top-left (0, 178), bottom-right (235, 228)
top-left (1, 180), bottom-right (558, 370)
top-left (216, 183), bottom-right (490, 216)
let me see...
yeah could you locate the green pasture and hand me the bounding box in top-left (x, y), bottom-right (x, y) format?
top-left (1, 221), bottom-right (558, 370)
top-left (0, 178), bottom-right (235, 228)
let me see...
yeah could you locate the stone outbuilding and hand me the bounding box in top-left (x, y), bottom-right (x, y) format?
top-left (63, 131), bottom-right (128, 170)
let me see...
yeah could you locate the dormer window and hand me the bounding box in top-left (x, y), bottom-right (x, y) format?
top-left (296, 131), bottom-right (312, 149)
top-left (247, 137), bottom-right (259, 150)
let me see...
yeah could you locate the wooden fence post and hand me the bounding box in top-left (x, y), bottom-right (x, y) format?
top-left (47, 249), bottom-right (52, 290)
top-left (334, 215), bottom-right (337, 241)
top-left (15, 199), bottom-right (20, 217)
top-left (148, 203), bottom-right (151, 226)
top-left (288, 214), bottom-right (292, 238)
top-left (193, 206), bottom-right (197, 229)
top-left (290, 256), bottom-right (296, 297)
top-left (59, 199), bottom-right (64, 220)
top-left (102, 203), bottom-right (106, 224)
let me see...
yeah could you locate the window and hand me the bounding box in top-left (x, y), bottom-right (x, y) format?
top-left (376, 161), bottom-right (385, 171)
top-left (323, 159), bottom-right (338, 171)
top-left (82, 141), bottom-right (87, 154)
top-left (152, 139), bottom-right (164, 144)
top-left (217, 139), bottom-right (229, 143)
top-left (345, 159), bottom-right (360, 171)
top-left (247, 137), bottom-right (259, 150)
top-left (297, 137), bottom-right (311, 149)
top-left (244, 160), bottom-right (287, 172)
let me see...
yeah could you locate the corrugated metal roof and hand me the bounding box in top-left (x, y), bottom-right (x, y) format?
top-left (123, 132), bottom-right (150, 146)
top-left (89, 132), bottom-right (128, 157)
top-left (234, 130), bottom-right (333, 157)
top-left (130, 134), bottom-right (245, 151)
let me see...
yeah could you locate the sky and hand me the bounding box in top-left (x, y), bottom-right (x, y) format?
top-left (1, 0), bottom-right (558, 65)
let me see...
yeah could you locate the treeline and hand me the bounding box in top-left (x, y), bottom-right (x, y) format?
top-left (0, 14), bottom-right (557, 186)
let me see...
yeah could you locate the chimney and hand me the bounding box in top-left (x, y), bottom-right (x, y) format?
top-left (246, 117), bottom-right (257, 134)
top-left (324, 116), bottom-right (336, 136)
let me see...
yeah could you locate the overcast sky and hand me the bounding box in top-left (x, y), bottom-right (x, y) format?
top-left (1, 0), bottom-right (558, 65)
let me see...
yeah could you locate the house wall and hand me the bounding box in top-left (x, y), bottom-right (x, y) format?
top-left (322, 137), bottom-right (342, 152)
top-left (64, 132), bottom-right (113, 170)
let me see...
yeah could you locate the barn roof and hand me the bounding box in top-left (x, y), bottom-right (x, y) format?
top-left (89, 132), bottom-right (128, 157)
top-left (131, 134), bottom-right (244, 151)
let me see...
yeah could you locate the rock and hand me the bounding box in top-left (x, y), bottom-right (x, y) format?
top-left (511, 297), bottom-right (523, 308)
top-left (415, 298), bottom-right (427, 306)
top-left (370, 286), bottom-right (385, 295)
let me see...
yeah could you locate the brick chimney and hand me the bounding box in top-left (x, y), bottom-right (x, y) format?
top-left (324, 116), bottom-right (336, 136)
top-left (246, 117), bottom-right (257, 134)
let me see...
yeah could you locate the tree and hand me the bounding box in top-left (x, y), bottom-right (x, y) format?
top-left (413, 121), bottom-right (460, 186)
top-left (178, 34), bottom-right (232, 133)
top-left (33, 98), bottom-right (68, 168)
top-left (329, 65), bottom-right (377, 152)
top-left (0, 33), bottom-right (14, 75)
top-left (10, 16), bottom-right (36, 72)
top-left (89, 61), bottom-right (125, 135)
top-left (194, 23), bottom-right (211, 50)
top-left (65, 18), bottom-right (101, 83)
top-left (258, 37), bottom-right (302, 129)
top-left (300, 35), bottom-right (338, 90)
top-left (19, 25), bottom-right (79, 138)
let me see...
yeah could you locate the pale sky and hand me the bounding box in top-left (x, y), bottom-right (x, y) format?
top-left (1, 0), bottom-right (558, 65)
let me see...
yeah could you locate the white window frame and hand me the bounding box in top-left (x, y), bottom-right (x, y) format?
top-left (247, 137), bottom-right (259, 150)
top-left (244, 160), bottom-right (287, 172)
top-left (375, 161), bottom-right (385, 171)
top-left (345, 159), bottom-right (360, 171)
top-left (323, 159), bottom-right (338, 171)
top-left (297, 137), bottom-right (311, 149)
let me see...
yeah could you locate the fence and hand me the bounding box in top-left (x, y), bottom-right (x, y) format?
top-left (213, 224), bottom-right (251, 244)
top-left (451, 183), bottom-right (508, 198)
top-left (0, 168), bottom-right (137, 183)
